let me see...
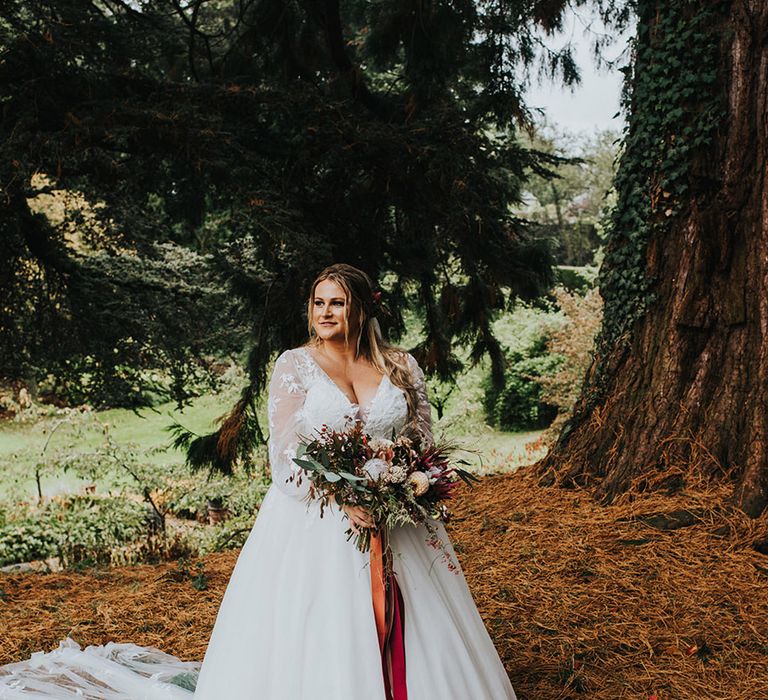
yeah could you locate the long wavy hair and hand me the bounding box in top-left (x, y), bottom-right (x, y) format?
top-left (305, 263), bottom-right (421, 428)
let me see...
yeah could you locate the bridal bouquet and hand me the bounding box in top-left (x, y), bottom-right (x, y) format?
top-left (289, 422), bottom-right (477, 554)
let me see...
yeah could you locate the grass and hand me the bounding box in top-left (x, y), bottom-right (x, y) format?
top-left (0, 387), bottom-right (239, 501)
top-left (0, 371), bottom-right (544, 502)
top-left (0, 390), bottom-right (234, 458)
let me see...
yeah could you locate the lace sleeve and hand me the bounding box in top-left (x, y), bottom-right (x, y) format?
top-left (267, 349), bottom-right (311, 499)
top-left (406, 353), bottom-right (434, 448)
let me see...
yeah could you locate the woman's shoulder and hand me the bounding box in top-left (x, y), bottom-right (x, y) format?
top-left (276, 345), bottom-right (309, 361)
top-left (272, 346), bottom-right (310, 377)
top-left (270, 347), bottom-right (312, 392)
top-left (385, 347), bottom-right (422, 376)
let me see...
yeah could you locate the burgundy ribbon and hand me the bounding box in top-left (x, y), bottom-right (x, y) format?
top-left (389, 576), bottom-right (407, 700)
top-left (370, 530), bottom-right (408, 700)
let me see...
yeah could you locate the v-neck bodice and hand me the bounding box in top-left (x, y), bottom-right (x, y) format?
top-left (289, 346), bottom-right (409, 437)
top-left (266, 346), bottom-right (434, 500)
top-left (299, 347), bottom-right (386, 419)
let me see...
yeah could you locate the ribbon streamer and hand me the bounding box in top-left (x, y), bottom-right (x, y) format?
top-left (370, 529), bottom-right (408, 700)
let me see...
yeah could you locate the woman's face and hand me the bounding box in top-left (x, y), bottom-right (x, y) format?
top-left (312, 278), bottom-right (357, 342)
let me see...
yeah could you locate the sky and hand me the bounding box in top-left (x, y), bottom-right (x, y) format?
top-left (522, 8), bottom-right (633, 134)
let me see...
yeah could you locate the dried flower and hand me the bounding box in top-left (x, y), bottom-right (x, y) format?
top-left (363, 458), bottom-right (389, 481)
top-left (369, 437), bottom-right (394, 453)
top-left (384, 464), bottom-right (408, 484)
top-left (407, 471), bottom-right (430, 497)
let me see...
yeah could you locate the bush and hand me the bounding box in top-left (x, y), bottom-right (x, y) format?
top-left (183, 511), bottom-right (256, 555)
top-left (164, 470), bottom-right (269, 521)
top-left (0, 521), bottom-right (58, 566)
top-left (484, 284), bottom-right (603, 434)
top-left (484, 349), bottom-right (563, 431)
top-left (0, 495), bottom-right (148, 568)
top-left (537, 286), bottom-right (603, 439)
top-left (36, 354), bottom-right (241, 411)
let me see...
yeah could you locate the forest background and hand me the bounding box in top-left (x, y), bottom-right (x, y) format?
top-left (0, 0), bottom-right (618, 568)
top-left (1, 1), bottom-right (767, 699)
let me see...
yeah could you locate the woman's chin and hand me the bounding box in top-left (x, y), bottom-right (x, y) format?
top-left (316, 327), bottom-right (343, 341)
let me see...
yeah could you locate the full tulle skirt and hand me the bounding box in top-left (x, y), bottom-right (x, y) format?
top-left (0, 639), bottom-right (199, 699)
top-left (194, 485), bottom-right (516, 699)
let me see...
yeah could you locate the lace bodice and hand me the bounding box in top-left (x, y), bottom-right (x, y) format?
top-left (266, 346), bottom-right (433, 498)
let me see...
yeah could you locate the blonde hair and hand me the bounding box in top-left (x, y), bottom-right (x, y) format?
top-left (305, 263), bottom-right (421, 429)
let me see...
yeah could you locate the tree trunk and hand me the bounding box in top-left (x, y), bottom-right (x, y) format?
top-left (539, 0), bottom-right (768, 517)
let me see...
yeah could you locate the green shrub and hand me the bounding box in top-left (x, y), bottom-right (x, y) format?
top-left (485, 287), bottom-right (601, 433)
top-left (164, 471), bottom-right (269, 521)
top-left (0, 495), bottom-right (148, 567)
top-left (36, 354), bottom-right (238, 411)
top-left (0, 521), bottom-right (58, 566)
top-left (484, 350), bottom-right (563, 431)
top-left (184, 512), bottom-right (256, 555)
top-left (37, 357), bottom-right (153, 410)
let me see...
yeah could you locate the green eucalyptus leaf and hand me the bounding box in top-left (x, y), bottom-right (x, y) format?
top-left (292, 458), bottom-right (323, 471)
top-left (338, 471), bottom-right (367, 481)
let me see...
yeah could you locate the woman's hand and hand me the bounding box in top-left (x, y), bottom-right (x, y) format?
top-left (342, 504), bottom-right (375, 533)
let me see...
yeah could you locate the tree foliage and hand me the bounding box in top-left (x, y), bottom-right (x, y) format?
top-left (1, 0), bottom-right (628, 471)
top-left (521, 126), bottom-right (619, 265)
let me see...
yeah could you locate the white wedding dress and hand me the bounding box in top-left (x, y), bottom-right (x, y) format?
top-left (0, 347), bottom-right (517, 700)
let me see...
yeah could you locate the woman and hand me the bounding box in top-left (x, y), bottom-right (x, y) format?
top-left (194, 263), bottom-right (517, 699)
top-left (0, 263), bottom-right (517, 700)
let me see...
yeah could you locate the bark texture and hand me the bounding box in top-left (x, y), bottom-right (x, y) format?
top-left (539, 0), bottom-right (768, 517)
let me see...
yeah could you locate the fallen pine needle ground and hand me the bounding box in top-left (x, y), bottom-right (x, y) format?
top-left (1, 465), bottom-right (767, 700)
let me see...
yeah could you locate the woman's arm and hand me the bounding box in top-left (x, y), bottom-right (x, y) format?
top-left (267, 350), bottom-right (312, 499)
top-left (406, 353), bottom-right (434, 448)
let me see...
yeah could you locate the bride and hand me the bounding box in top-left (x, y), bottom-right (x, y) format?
top-left (0, 263), bottom-right (517, 700)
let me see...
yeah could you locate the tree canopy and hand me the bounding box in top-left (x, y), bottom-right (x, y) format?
top-left (2, 0), bottom-right (636, 470)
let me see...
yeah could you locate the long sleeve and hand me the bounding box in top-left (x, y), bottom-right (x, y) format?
top-left (406, 353), bottom-right (434, 448)
top-left (267, 350), bottom-right (311, 499)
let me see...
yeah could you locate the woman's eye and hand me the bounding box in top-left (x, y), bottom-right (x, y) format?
top-left (332, 301), bottom-right (344, 306)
